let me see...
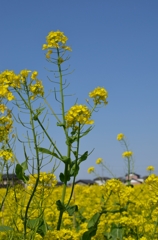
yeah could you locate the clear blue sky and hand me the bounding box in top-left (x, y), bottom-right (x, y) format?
top-left (1, 1), bottom-right (158, 180)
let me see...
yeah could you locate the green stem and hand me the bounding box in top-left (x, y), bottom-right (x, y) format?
top-left (101, 162), bottom-right (116, 179)
top-left (23, 83), bottom-right (41, 239)
top-left (15, 88), bottom-right (62, 159)
top-left (127, 157), bottom-right (131, 185)
top-left (66, 124), bottom-right (81, 208)
top-left (57, 49), bottom-right (68, 139)
top-left (56, 49), bottom-right (72, 230)
top-left (0, 165), bottom-right (10, 212)
top-left (122, 139), bottom-right (131, 185)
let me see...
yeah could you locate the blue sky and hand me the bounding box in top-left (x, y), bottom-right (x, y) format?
top-left (1, 1), bottom-right (158, 180)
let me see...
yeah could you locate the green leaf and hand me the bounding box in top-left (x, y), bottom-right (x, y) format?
top-left (38, 147), bottom-right (60, 159)
top-left (65, 136), bottom-right (76, 145)
top-left (59, 173), bottom-right (65, 182)
top-left (21, 161), bottom-right (28, 171)
top-left (80, 126), bottom-right (93, 139)
top-left (0, 225), bottom-right (13, 231)
top-left (78, 151), bottom-right (88, 164)
top-left (33, 107), bottom-right (45, 121)
top-left (56, 200), bottom-right (65, 212)
top-left (61, 156), bottom-right (70, 163)
top-left (57, 122), bottom-right (65, 127)
top-left (87, 212), bottom-right (101, 229)
top-left (72, 151), bottom-right (77, 158)
top-left (82, 228), bottom-right (97, 240)
top-left (27, 218), bottom-right (47, 237)
top-left (27, 218), bottom-right (39, 229)
top-left (70, 164), bottom-right (79, 177)
top-left (66, 205), bottom-right (78, 216)
top-left (77, 209), bottom-right (87, 223)
top-left (23, 145), bottom-right (29, 163)
top-left (104, 224), bottom-right (125, 240)
top-left (82, 213), bottom-right (101, 239)
top-left (15, 163), bottom-right (29, 183)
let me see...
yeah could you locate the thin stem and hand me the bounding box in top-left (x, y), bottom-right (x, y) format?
top-left (57, 49), bottom-right (68, 139)
top-left (66, 124), bottom-right (81, 208)
top-left (15, 88), bottom-right (62, 159)
top-left (23, 83), bottom-right (41, 239)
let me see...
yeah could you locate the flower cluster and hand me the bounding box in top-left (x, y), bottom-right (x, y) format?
top-left (0, 104), bottom-right (7, 113)
top-left (0, 112), bottom-right (13, 142)
top-left (0, 70), bottom-right (44, 101)
top-left (1, 176), bottom-right (158, 239)
top-left (0, 149), bottom-right (14, 161)
top-left (89, 86), bottom-right (108, 105)
top-left (29, 80), bottom-right (44, 100)
top-left (20, 69), bottom-right (31, 81)
top-left (96, 158), bottom-right (103, 164)
top-left (122, 151), bottom-right (133, 158)
top-left (28, 172), bottom-right (57, 187)
top-left (20, 70), bottom-right (44, 100)
top-left (0, 70), bottom-right (20, 100)
top-left (65, 104), bottom-right (94, 128)
top-left (146, 166), bottom-right (154, 171)
top-left (117, 133), bottom-right (125, 141)
top-left (42, 30), bottom-right (72, 58)
top-left (145, 174), bottom-right (158, 185)
top-left (87, 166), bottom-right (95, 173)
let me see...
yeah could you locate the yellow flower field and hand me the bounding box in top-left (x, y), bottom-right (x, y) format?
top-left (0, 175), bottom-right (158, 240)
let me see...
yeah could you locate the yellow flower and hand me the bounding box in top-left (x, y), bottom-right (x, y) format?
top-left (65, 104), bottom-right (94, 128)
top-left (0, 104), bottom-right (7, 113)
top-left (42, 30), bottom-right (71, 52)
top-left (31, 71), bottom-right (38, 80)
top-left (122, 151), bottom-right (133, 158)
top-left (87, 166), bottom-right (95, 174)
top-left (7, 92), bottom-right (15, 101)
top-left (0, 149), bottom-right (14, 161)
top-left (46, 50), bottom-right (53, 59)
top-left (117, 133), bottom-right (124, 141)
top-left (29, 80), bottom-right (44, 99)
top-left (146, 166), bottom-right (154, 171)
top-left (96, 158), bottom-right (103, 164)
top-left (20, 69), bottom-right (31, 78)
top-left (42, 44), bottom-right (48, 50)
top-left (89, 86), bottom-right (108, 105)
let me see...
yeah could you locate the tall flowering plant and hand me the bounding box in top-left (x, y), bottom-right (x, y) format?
top-left (0, 30), bottom-right (108, 239)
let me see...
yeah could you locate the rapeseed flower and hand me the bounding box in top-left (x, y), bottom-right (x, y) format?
top-left (117, 133), bottom-right (124, 141)
top-left (87, 166), bottom-right (95, 173)
top-left (0, 104), bottom-right (7, 113)
top-left (146, 165), bottom-right (154, 171)
top-left (89, 86), bottom-right (108, 105)
top-left (31, 71), bottom-right (38, 80)
top-left (0, 149), bottom-right (14, 161)
top-left (42, 30), bottom-right (72, 53)
top-left (20, 69), bottom-right (31, 78)
top-left (46, 50), bottom-right (53, 59)
top-left (122, 151), bottom-right (133, 158)
top-left (65, 104), bottom-right (94, 128)
top-left (96, 158), bottom-right (103, 164)
top-left (29, 80), bottom-right (44, 100)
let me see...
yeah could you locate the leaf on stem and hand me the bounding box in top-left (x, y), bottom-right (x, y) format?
top-left (38, 147), bottom-right (60, 159)
top-left (27, 218), bottom-right (48, 237)
top-left (15, 162), bottom-right (29, 183)
top-left (66, 205), bottom-right (78, 216)
top-left (56, 200), bottom-right (65, 212)
top-left (0, 226), bottom-right (13, 231)
top-left (78, 151), bottom-right (88, 164)
top-left (82, 212), bottom-right (101, 240)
